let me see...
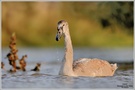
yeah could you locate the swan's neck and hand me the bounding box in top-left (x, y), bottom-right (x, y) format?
top-left (59, 29), bottom-right (75, 76)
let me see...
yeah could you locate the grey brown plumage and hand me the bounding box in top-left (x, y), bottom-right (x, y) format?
top-left (56, 20), bottom-right (118, 77)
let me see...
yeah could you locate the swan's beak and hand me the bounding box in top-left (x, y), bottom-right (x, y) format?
top-left (56, 26), bottom-right (63, 41)
top-left (56, 29), bottom-right (62, 41)
top-left (56, 31), bottom-right (63, 41)
top-left (56, 35), bottom-right (59, 41)
top-left (56, 34), bottom-right (60, 41)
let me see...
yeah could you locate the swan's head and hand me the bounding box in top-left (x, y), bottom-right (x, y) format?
top-left (56, 20), bottom-right (68, 41)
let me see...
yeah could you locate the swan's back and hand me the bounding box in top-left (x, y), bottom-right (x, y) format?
top-left (73, 58), bottom-right (117, 77)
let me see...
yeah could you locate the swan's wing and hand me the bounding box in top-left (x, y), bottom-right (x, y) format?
top-left (73, 58), bottom-right (117, 76)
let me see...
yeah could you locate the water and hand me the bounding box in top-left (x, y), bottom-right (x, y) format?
top-left (1, 48), bottom-right (134, 88)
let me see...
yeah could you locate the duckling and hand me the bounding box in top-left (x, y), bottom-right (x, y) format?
top-left (31, 63), bottom-right (41, 71)
top-left (19, 55), bottom-right (27, 71)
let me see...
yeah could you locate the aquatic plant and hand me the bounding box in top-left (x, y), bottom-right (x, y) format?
top-left (19, 55), bottom-right (27, 71)
top-left (1, 62), bottom-right (4, 69)
top-left (5, 33), bottom-right (43, 72)
top-left (6, 33), bottom-right (19, 72)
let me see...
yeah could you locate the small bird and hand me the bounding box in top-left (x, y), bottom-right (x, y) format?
top-left (31, 63), bottom-right (41, 71)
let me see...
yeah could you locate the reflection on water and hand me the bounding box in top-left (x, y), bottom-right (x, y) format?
top-left (1, 48), bottom-right (134, 88)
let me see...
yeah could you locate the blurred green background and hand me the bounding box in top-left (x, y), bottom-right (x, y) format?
top-left (2, 2), bottom-right (133, 48)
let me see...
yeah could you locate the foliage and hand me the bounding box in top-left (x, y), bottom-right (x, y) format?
top-left (2, 2), bottom-right (133, 47)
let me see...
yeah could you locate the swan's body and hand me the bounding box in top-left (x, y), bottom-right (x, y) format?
top-left (56, 20), bottom-right (117, 77)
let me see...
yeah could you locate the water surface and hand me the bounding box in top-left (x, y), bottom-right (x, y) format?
top-left (2, 48), bottom-right (134, 88)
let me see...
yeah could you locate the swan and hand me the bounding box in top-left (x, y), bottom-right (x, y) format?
top-left (55, 20), bottom-right (118, 77)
